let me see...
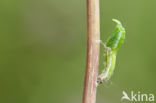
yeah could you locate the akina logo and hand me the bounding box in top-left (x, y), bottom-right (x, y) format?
top-left (121, 90), bottom-right (154, 102)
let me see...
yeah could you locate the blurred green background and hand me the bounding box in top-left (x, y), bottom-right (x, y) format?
top-left (0, 0), bottom-right (156, 103)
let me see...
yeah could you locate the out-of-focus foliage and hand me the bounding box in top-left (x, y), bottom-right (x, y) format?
top-left (0, 0), bottom-right (155, 103)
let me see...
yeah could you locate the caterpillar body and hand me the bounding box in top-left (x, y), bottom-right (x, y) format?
top-left (97, 19), bottom-right (125, 84)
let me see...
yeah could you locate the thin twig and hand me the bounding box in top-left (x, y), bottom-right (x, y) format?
top-left (82, 0), bottom-right (100, 103)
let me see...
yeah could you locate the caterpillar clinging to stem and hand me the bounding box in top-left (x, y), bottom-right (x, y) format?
top-left (97, 19), bottom-right (125, 85)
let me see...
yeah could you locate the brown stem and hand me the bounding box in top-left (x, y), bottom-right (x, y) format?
top-left (82, 0), bottom-right (100, 103)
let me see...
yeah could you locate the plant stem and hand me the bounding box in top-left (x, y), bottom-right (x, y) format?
top-left (82, 0), bottom-right (100, 103)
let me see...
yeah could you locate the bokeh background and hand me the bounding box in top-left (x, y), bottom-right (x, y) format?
top-left (0, 0), bottom-right (156, 103)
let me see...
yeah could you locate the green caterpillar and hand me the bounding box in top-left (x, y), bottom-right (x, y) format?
top-left (97, 19), bottom-right (125, 84)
